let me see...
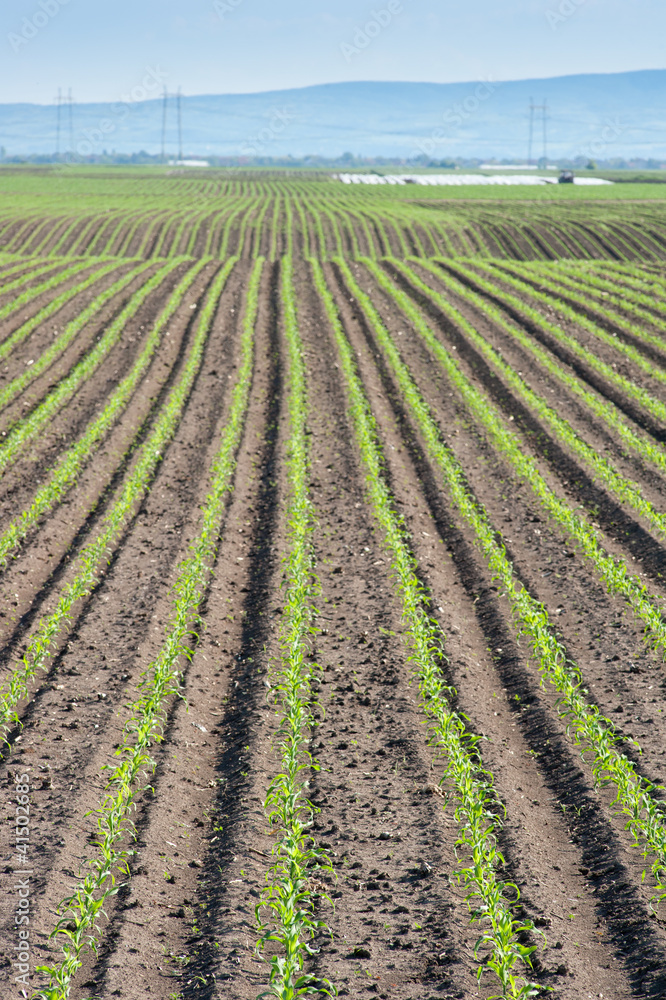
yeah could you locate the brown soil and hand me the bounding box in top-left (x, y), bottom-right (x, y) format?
top-left (3, 190), bottom-right (666, 1000)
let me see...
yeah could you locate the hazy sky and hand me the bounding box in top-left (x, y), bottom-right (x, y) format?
top-left (0, 0), bottom-right (662, 105)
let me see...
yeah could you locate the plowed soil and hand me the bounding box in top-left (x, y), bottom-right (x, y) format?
top-left (2, 181), bottom-right (666, 1000)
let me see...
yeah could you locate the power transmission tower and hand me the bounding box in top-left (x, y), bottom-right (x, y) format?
top-left (528, 99), bottom-right (548, 165)
top-left (177, 88), bottom-right (183, 161)
top-left (67, 88), bottom-right (74, 160)
top-left (55, 88), bottom-right (62, 157)
top-left (161, 87), bottom-right (168, 163)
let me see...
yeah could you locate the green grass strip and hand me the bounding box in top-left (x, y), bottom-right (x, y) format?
top-left (413, 258), bottom-right (666, 480)
top-left (337, 258), bottom-right (666, 911)
top-left (0, 258), bottom-right (239, 753)
top-left (256, 257), bottom-right (334, 999)
top-left (382, 258), bottom-right (666, 538)
top-left (0, 260), bottom-right (177, 477)
top-left (0, 260), bottom-right (209, 568)
top-left (33, 257), bottom-right (258, 1000)
top-left (313, 258), bottom-right (540, 1000)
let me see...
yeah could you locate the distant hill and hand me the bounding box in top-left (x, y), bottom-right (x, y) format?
top-left (1, 70), bottom-right (665, 160)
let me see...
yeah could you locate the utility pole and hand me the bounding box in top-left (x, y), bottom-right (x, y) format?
top-left (67, 88), bottom-right (74, 160)
top-left (55, 88), bottom-right (62, 157)
top-left (161, 87), bottom-right (168, 163)
top-left (528, 98), bottom-right (548, 165)
top-left (177, 88), bottom-right (183, 162)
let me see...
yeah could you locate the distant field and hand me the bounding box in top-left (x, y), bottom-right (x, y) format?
top-left (1, 168), bottom-right (666, 1000)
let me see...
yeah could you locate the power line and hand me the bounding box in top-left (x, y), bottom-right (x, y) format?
top-left (177, 88), bottom-right (183, 161)
top-left (55, 87), bottom-right (62, 156)
top-left (527, 98), bottom-right (548, 163)
top-left (161, 86), bottom-right (168, 163)
top-left (67, 88), bottom-right (74, 160)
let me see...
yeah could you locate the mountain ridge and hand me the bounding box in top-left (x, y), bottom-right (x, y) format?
top-left (1, 69), bottom-right (665, 160)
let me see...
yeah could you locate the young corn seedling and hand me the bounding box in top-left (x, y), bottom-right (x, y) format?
top-left (33, 259), bottom-right (262, 1000)
top-left (342, 258), bottom-right (666, 910)
top-left (313, 258), bottom-right (542, 1000)
top-left (256, 254), bottom-right (335, 999)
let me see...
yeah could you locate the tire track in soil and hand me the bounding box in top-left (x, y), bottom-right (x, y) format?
top-left (0, 262), bottom-right (224, 679)
top-left (0, 262), bottom-right (254, 992)
top-left (328, 260), bottom-right (666, 999)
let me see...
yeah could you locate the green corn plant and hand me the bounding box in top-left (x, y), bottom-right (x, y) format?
top-left (380, 258), bottom-right (666, 538)
top-left (496, 260), bottom-right (666, 360)
top-left (0, 259), bottom-right (240, 753)
top-left (0, 260), bottom-right (209, 567)
top-left (0, 258), bottom-right (108, 356)
top-left (458, 260), bottom-right (666, 419)
top-left (312, 258), bottom-right (542, 1000)
top-left (256, 254), bottom-right (335, 1000)
top-left (0, 260), bottom-right (177, 477)
top-left (0, 259), bottom-right (152, 418)
top-left (412, 257), bottom-right (666, 481)
top-left (32, 257), bottom-right (261, 1000)
top-left (339, 258), bottom-right (666, 910)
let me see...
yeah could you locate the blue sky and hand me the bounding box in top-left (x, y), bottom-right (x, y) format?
top-left (0, 0), bottom-right (663, 105)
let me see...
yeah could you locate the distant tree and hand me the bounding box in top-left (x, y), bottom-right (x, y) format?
top-left (586, 160), bottom-right (597, 170)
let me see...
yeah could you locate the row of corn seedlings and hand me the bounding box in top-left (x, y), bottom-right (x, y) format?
top-left (0, 259), bottom-right (238, 748)
top-left (497, 261), bottom-right (666, 358)
top-left (0, 260), bottom-right (179, 477)
top-left (0, 260), bottom-right (152, 419)
top-left (360, 261), bottom-right (666, 656)
top-left (410, 258), bottom-right (666, 480)
top-left (334, 258), bottom-right (666, 911)
top-left (438, 257), bottom-right (666, 427)
top-left (380, 258), bottom-right (666, 537)
top-left (461, 260), bottom-right (666, 406)
top-left (0, 260), bottom-right (209, 567)
top-left (256, 255), bottom-right (335, 999)
top-left (0, 258), bottom-right (116, 362)
top-left (527, 260), bottom-right (666, 321)
top-left (0, 259), bottom-right (67, 301)
top-left (33, 258), bottom-right (262, 1000)
top-left (312, 258), bottom-right (541, 1000)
